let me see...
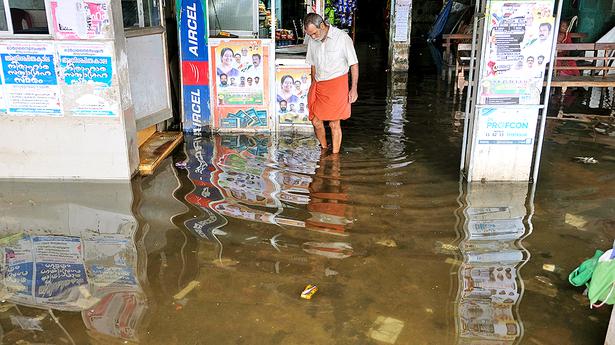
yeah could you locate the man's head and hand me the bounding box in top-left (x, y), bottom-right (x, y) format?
top-left (537, 55), bottom-right (545, 65)
top-left (539, 23), bottom-right (551, 40)
top-left (304, 13), bottom-right (328, 41)
top-left (234, 53), bottom-right (242, 63)
top-left (230, 77), bottom-right (236, 85)
top-left (220, 73), bottom-right (228, 85)
top-left (290, 103), bottom-right (296, 111)
top-left (526, 56), bottom-right (535, 67)
top-left (299, 103), bottom-right (305, 111)
top-left (295, 80), bottom-right (302, 89)
top-left (301, 74), bottom-right (308, 83)
top-left (247, 77), bottom-right (253, 85)
top-left (255, 76), bottom-right (260, 84)
top-left (280, 100), bottom-right (287, 111)
top-left (252, 54), bottom-right (261, 67)
top-left (241, 47), bottom-right (248, 56)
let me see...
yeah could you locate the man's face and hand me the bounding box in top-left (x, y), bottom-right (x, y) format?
top-left (537, 56), bottom-right (544, 65)
top-left (221, 75), bottom-right (227, 83)
top-left (539, 25), bottom-right (550, 40)
top-left (252, 55), bottom-right (260, 67)
top-left (241, 48), bottom-right (248, 56)
top-left (280, 102), bottom-right (287, 111)
top-left (247, 78), bottom-right (253, 85)
top-left (290, 104), bottom-right (296, 111)
top-left (255, 77), bottom-right (260, 84)
top-left (230, 77), bottom-right (235, 85)
top-left (527, 57), bottom-right (534, 67)
top-left (235, 54), bottom-right (241, 63)
top-left (305, 23), bottom-right (326, 41)
top-left (295, 81), bottom-right (301, 89)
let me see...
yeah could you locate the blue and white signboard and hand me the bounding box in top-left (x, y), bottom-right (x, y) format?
top-left (0, 41), bottom-right (62, 116)
top-left (477, 108), bottom-right (538, 145)
top-left (57, 42), bottom-right (117, 117)
top-left (178, 0), bottom-right (211, 133)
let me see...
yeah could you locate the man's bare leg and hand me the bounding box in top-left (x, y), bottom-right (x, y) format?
top-left (311, 118), bottom-right (328, 149)
top-left (330, 120), bottom-right (342, 154)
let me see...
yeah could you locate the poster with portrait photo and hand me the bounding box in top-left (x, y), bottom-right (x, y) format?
top-left (479, 0), bottom-right (555, 105)
top-left (275, 66), bottom-right (311, 126)
top-left (214, 41), bottom-right (264, 106)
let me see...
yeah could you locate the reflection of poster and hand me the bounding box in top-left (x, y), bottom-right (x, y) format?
top-left (477, 108), bottom-right (538, 145)
top-left (276, 66), bottom-right (311, 125)
top-left (479, 1), bottom-right (554, 105)
top-left (3, 234), bottom-right (35, 305)
top-left (210, 39), bottom-right (270, 129)
top-left (83, 234), bottom-right (138, 294)
top-left (0, 41), bottom-right (62, 116)
top-left (33, 236), bottom-right (88, 307)
top-left (50, 1), bottom-right (112, 40)
top-left (57, 42), bottom-right (117, 116)
top-left (83, 292), bottom-right (147, 341)
top-left (214, 41), bottom-right (264, 105)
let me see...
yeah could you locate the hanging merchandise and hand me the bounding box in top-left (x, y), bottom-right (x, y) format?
top-left (334, 0), bottom-right (357, 29)
top-left (324, 0), bottom-right (356, 30)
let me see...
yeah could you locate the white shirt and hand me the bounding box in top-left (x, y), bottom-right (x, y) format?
top-left (306, 25), bottom-right (358, 82)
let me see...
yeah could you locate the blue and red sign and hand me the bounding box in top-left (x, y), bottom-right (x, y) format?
top-left (178, 0), bottom-right (210, 134)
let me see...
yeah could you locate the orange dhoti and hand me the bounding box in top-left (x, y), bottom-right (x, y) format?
top-left (308, 74), bottom-right (350, 121)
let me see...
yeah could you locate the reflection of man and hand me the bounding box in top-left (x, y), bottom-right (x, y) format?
top-left (279, 100), bottom-right (288, 113)
top-left (539, 23), bottom-right (551, 42)
top-left (220, 73), bottom-right (228, 87)
top-left (305, 13), bottom-right (358, 154)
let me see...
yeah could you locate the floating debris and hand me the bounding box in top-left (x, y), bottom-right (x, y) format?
top-left (173, 280), bottom-right (200, 300)
top-left (303, 242), bottom-right (353, 259)
top-left (174, 160), bottom-right (188, 169)
top-left (574, 156), bottom-right (598, 164)
top-left (368, 316), bottom-right (405, 344)
top-left (300, 285), bottom-right (318, 300)
top-left (325, 268), bottom-right (339, 276)
top-left (542, 264), bottom-right (556, 272)
top-left (565, 213), bottom-right (588, 230)
top-left (376, 239), bottom-right (398, 248)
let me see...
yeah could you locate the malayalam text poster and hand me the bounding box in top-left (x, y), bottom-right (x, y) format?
top-left (0, 41), bottom-right (62, 116)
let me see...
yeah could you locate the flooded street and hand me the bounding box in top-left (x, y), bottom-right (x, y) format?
top-left (1, 46), bottom-right (614, 344)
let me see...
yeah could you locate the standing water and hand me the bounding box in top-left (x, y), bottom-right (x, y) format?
top-left (0, 44), bottom-right (613, 344)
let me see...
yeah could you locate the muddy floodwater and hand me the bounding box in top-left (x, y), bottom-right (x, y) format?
top-left (1, 46), bottom-right (614, 344)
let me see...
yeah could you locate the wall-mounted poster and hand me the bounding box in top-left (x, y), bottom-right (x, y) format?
top-left (276, 66), bottom-right (311, 126)
top-left (214, 41), bottom-right (264, 105)
top-left (478, 0), bottom-right (554, 105)
top-left (57, 42), bottom-right (117, 116)
top-left (210, 39), bottom-right (270, 130)
top-left (0, 41), bottom-right (62, 116)
top-left (50, 0), bottom-right (112, 40)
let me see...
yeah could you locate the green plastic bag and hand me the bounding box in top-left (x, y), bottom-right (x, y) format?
top-left (569, 250), bottom-right (603, 287)
top-left (588, 256), bottom-right (615, 307)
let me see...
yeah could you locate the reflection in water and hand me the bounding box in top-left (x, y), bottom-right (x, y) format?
top-left (456, 183), bottom-right (531, 344)
top-left (182, 134), bottom-right (354, 261)
top-left (0, 181), bottom-right (147, 343)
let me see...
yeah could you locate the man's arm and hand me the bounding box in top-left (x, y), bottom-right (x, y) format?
top-left (311, 65), bottom-right (316, 82)
top-left (349, 63), bottom-right (358, 103)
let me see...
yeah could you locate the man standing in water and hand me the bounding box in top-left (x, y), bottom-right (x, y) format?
top-left (304, 13), bottom-right (359, 154)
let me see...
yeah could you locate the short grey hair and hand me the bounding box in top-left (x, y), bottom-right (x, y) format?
top-left (304, 13), bottom-right (326, 28)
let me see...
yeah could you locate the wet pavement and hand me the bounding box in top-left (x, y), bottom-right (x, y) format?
top-left (1, 45), bottom-right (614, 344)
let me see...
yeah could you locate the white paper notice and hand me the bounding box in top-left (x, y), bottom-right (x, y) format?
top-left (394, 2), bottom-right (411, 42)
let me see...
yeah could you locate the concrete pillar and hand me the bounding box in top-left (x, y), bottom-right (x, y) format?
top-left (0, 1), bottom-right (138, 179)
top-left (388, 0), bottom-right (412, 71)
top-left (462, 0), bottom-right (559, 182)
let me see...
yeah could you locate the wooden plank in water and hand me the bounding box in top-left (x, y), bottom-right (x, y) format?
top-left (137, 125), bottom-right (157, 147)
top-left (139, 131), bottom-right (183, 176)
